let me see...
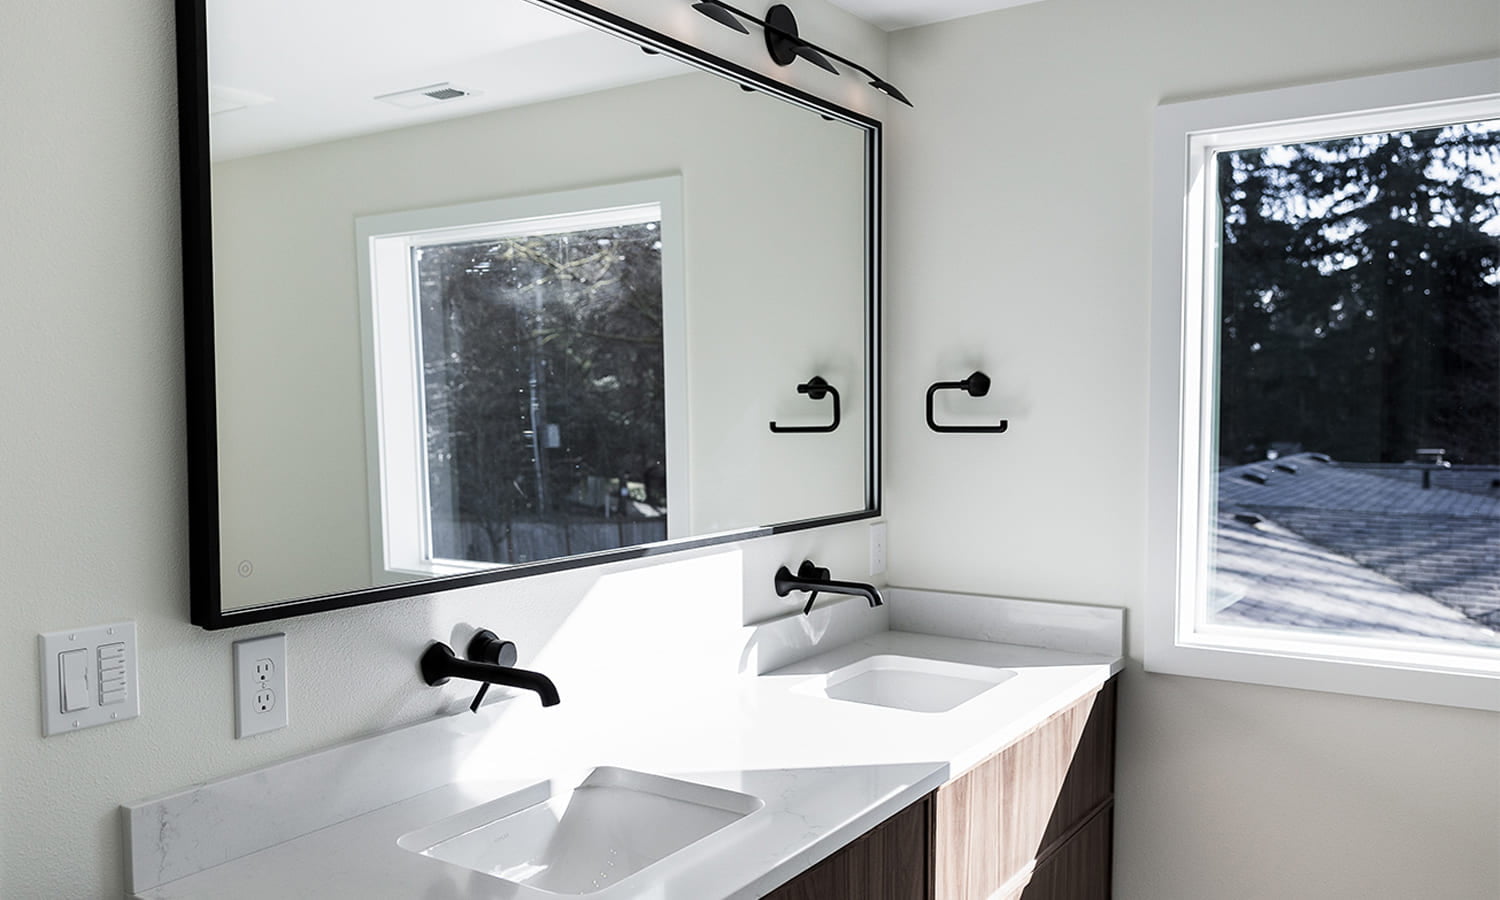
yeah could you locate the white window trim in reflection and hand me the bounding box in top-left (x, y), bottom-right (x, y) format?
top-left (1146, 59), bottom-right (1500, 711)
top-left (355, 177), bottom-right (687, 581)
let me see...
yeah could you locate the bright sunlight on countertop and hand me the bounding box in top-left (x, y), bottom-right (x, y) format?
top-left (127, 591), bottom-right (1123, 899)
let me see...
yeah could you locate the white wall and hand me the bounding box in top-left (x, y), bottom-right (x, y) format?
top-left (211, 72), bottom-right (868, 609)
top-left (884, 0), bottom-right (1500, 898)
top-left (0, 1), bottom-right (886, 896)
top-left (14, 0), bottom-right (1493, 896)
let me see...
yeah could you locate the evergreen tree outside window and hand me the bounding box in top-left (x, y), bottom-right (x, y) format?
top-left (1147, 62), bottom-right (1500, 709)
top-left (1210, 120), bottom-right (1499, 648)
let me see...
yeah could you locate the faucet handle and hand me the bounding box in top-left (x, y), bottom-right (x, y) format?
top-left (465, 631), bottom-right (518, 713)
top-left (797, 560), bottom-right (831, 581)
top-left (795, 561), bottom-right (830, 615)
top-left (468, 630), bottom-right (518, 667)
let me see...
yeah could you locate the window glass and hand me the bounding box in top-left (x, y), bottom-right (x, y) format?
top-left (414, 219), bottom-right (667, 564)
top-left (1208, 120), bottom-right (1499, 649)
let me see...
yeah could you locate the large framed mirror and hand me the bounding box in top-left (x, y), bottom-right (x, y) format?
top-left (178, 0), bottom-right (881, 628)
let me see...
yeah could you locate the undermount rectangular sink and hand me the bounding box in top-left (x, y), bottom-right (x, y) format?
top-left (796, 654), bottom-right (1018, 713)
top-left (399, 767), bottom-right (762, 895)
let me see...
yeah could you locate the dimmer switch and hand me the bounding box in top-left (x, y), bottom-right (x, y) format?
top-left (39, 622), bottom-right (140, 736)
top-left (98, 642), bottom-right (128, 705)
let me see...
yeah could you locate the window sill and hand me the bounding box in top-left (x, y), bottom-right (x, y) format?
top-left (1144, 615), bottom-right (1500, 711)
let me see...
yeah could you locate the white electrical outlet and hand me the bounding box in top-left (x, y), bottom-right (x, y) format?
top-left (869, 521), bottom-right (888, 576)
top-left (234, 633), bottom-right (287, 738)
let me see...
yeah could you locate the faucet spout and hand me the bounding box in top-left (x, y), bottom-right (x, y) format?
top-left (420, 642), bottom-right (561, 708)
top-left (775, 560), bottom-right (884, 615)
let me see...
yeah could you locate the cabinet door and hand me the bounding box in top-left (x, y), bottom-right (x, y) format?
top-left (934, 679), bottom-right (1115, 900)
top-left (762, 794), bottom-right (933, 900)
top-left (1039, 678), bottom-right (1116, 851)
top-left (933, 695), bottom-right (1093, 898)
top-left (1020, 806), bottom-right (1113, 900)
top-left (1019, 678), bottom-right (1116, 899)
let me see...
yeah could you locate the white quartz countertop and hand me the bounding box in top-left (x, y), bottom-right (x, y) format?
top-left (134, 630), bottom-right (1121, 899)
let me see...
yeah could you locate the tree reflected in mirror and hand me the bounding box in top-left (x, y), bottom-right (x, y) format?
top-left (416, 220), bottom-right (667, 564)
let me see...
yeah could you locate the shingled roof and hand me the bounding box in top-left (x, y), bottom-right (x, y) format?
top-left (1213, 453), bottom-right (1500, 646)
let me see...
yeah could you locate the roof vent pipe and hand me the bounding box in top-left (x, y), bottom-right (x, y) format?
top-left (1413, 448), bottom-right (1451, 489)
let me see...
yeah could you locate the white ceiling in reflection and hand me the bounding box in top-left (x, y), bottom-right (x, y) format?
top-left (207, 0), bottom-right (686, 161)
top-left (827, 0), bottom-right (1045, 31)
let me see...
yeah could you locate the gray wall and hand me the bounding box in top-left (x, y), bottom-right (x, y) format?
top-left (885, 0), bottom-right (1500, 897)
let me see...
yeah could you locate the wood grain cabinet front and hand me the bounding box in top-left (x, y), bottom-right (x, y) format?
top-left (1020, 678), bottom-right (1116, 900)
top-left (761, 794), bottom-right (934, 900)
top-left (761, 677), bottom-right (1117, 900)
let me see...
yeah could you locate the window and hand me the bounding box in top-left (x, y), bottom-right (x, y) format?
top-left (1147, 61), bottom-right (1500, 709)
top-left (356, 178), bottom-right (686, 579)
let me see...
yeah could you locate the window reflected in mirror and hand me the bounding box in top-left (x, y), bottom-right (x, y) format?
top-left (359, 182), bottom-right (686, 580)
top-left (419, 215), bottom-right (668, 565)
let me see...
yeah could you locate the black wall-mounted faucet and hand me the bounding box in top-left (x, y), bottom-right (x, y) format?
top-left (420, 630), bottom-right (560, 712)
top-left (775, 560), bottom-right (884, 615)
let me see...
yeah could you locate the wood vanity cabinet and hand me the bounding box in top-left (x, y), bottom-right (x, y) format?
top-left (761, 794), bottom-right (934, 900)
top-left (763, 678), bottom-right (1117, 900)
top-left (1018, 678), bottom-right (1116, 900)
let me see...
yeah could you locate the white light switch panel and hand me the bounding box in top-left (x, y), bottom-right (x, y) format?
top-left (234, 633), bottom-right (288, 738)
top-left (39, 622), bottom-right (140, 737)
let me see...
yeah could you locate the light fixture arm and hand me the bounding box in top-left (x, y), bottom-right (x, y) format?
top-left (693, 1), bottom-right (912, 106)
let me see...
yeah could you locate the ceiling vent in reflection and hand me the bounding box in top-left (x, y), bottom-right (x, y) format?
top-left (374, 83), bottom-right (477, 109)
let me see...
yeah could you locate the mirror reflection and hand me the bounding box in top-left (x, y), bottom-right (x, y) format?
top-left (203, 0), bottom-right (876, 612)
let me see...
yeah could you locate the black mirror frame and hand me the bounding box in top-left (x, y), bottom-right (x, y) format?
top-left (175, 0), bottom-right (883, 629)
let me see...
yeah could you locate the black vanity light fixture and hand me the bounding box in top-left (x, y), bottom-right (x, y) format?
top-left (691, 1), bottom-right (913, 106)
top-left (693, 0), bottom-right (751, 33)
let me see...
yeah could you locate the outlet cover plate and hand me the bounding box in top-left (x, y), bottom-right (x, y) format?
top-left (869, 522), bottom-right (888, 576)
top-left (234, 633), bottom-right (287, 738)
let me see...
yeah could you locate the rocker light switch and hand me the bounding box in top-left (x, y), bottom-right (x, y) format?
top-left (59, 649), bottom-right (90, 713)
top-left (39, 622), bottom-right (140, 736)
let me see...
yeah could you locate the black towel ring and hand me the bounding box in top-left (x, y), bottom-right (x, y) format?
top-left (926, 371), bottom-right (1008, 433)
top-left (769, 377), bottom-right (841, 434)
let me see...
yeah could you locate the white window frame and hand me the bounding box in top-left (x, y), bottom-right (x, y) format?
top-left (354, 177), bottom-right (687, 582)
top-left (1146, 59), bottom-right (1500, 711)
